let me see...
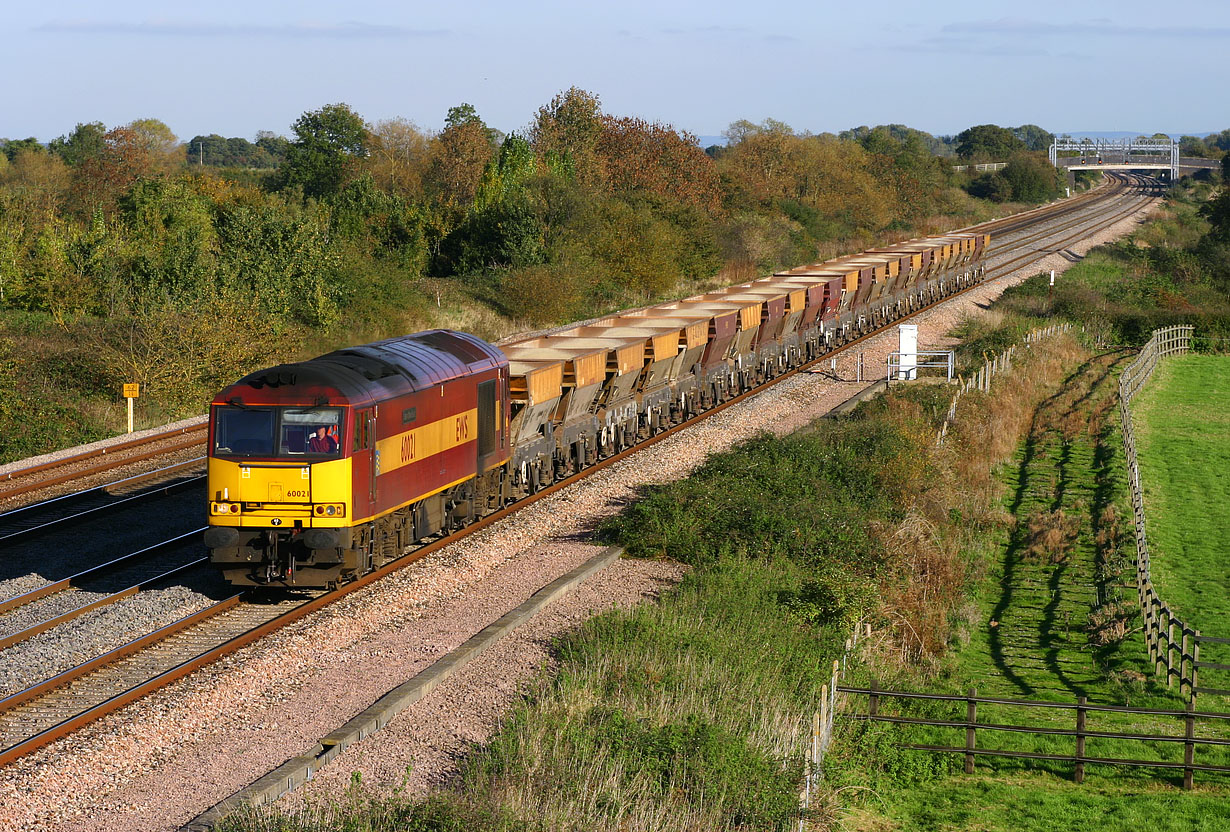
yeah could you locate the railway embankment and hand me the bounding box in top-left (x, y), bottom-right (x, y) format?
top-left (820, 183), bottom-right (1230, 829)
top-left (215, 182), bottom-right (1228, 832)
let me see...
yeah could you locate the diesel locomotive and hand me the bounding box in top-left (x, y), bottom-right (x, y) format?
top-left (205, 231), bottom-right (989, 587)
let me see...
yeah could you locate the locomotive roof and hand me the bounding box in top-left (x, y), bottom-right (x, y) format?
top-left (220, 330), bottom-right (505, 403)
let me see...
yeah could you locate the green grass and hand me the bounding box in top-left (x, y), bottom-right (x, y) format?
top-left (1133, 354), bottom-right (1230, 686)
top-left (846, 774), bottom-right (1230, 832)
top-left (955, 352), bottom-right (1156, 704)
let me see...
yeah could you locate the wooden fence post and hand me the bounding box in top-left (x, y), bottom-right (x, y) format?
top-left (1141, 595), bottom-right (1151, 664)
top-left (965, 687), bottom-right (978, 775)
top-left (1075, 696), bottom-right (1087, 784)
top-left (1192, 633), bottom-right (1201, 701)
top-left (1167, 619), bottom-right (1175, 688)
top-left (1184, 699), bottom-right (1196, 790)
top-left (1181, 628), bottom-right (1189, 695)
top-left (812, 706), bottom-right (821, 796)
top-left (869, 678), bottom-right (880, 718)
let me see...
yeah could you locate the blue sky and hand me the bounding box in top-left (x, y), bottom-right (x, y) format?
top-left (4, 0), bottom-right (1228, 143)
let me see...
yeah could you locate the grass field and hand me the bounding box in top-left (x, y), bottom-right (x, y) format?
top-left (1132, 355), bottom-right (1230, 676)
top-left (844, 775), bottom-right (1230, 832)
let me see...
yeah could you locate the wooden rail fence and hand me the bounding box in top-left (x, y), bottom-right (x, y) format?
top-left (1118, 325), bottom-right (1229, 700)
top-left (839, 683), bottom-right (1230, 789)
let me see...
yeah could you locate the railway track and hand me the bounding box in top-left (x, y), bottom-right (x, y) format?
top-left (0, 532), bottom-right (207, 653)
top-left (0, 424), bottom-right (205, 506)
top-left (0, 461), bottom-right (204, 545)
top-left (0, 175), bottom-right (1159, 769)
top-left (982, 175), bottom-right (1157, 278)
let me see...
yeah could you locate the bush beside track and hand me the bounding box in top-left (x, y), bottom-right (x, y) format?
top-left (993, 179), bottom-right (1230, 347)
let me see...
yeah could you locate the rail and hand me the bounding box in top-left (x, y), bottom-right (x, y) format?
top-left (1116, 326), bottom-right (1227, 701)
top-left (838, 683), bottom-right (1230, 789)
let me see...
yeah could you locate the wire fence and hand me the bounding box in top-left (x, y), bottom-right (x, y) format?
top-left (798, 619), bottom-right (868, 829)
top-left (1117, 325), bottom-right (1229, 701)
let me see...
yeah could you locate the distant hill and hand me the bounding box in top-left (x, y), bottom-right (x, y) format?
top-left (1059, 130), bottom-right (1218, 139)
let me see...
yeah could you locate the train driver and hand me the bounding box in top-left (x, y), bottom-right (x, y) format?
top-left (308, 426), bottom-right (338, 454)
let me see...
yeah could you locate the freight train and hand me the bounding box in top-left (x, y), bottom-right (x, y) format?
top-left (204, 231), bottom-right (989, 587)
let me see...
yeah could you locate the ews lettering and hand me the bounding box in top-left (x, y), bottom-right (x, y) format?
top-left (455, 413), bottom-right (471, 442)
top-left (400, 433), bottom-right (416, 463)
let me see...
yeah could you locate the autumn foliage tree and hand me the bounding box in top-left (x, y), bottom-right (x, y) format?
top-left (596, 117), bottom-right (721, 213)
top-left (530, 87), bottom-right (606, 188)
top-left (71, 127), bottom-right (155, 215)
top-left (365, 118), bottom-right (431, 198)
top-left (429, 118), bottom-right (495, 206)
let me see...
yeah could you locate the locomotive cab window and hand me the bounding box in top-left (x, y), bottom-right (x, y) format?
top-left (280, 408), bottom-right (343, 456)
top-left (354, 409), bottom-right (375, 452)
top-left (213, 407), bottom-right (274, 456)
top-left (212, 406), bottom-right (342, 458)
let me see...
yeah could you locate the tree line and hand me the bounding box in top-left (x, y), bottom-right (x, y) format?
top-left (0, 91), bottom-right (1079, 460)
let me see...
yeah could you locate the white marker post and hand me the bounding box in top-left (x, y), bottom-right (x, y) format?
top-left (123, 383), bottom-right (139, 433)
top-left (898, 324), bottom-right (918, 381)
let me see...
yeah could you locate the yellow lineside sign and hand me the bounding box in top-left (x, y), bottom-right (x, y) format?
top-left (374, 408), bottom-right (477, 476)
top-left (123, 383), bottom-right (140, 398)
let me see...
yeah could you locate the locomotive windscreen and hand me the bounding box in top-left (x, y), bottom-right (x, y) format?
top-left (213, 406), bottom-right (344, 458)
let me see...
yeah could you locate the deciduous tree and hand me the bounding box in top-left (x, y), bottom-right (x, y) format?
top-left (70, 127), bottom-right (154, 215)
top-left (0, 149), bottom-right (71, 216)
top-left (955, 124), bottom-right (1025, 160)
top-left (281, 103), bottom-right (369, 199)
top-left (1012, 124), bottom-right (1054, 152)
top-left (366, 118), bottom-right (431, 197)
top-left (1, 138), bottom-right (43, 161)
top-left (597, 117), bottom-right (721, 213)
top-left (429, 119), bottom-right (494, 206)
top-left (126, 118), bottom-right (182, 175)
top-left (530, 87), bottom-right (605, 188)
top-left (50, 122), bottom-right (107, 167)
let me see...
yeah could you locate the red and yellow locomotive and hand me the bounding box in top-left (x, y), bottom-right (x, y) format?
top-left (205, 330), bottom-right (509, 587)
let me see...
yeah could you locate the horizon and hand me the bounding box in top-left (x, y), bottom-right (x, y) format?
top-left (2, 1), bottom-right (1227, 147)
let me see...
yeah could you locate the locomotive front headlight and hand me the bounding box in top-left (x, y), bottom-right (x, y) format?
top-left (325, 505), bottom-right (336, 516)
